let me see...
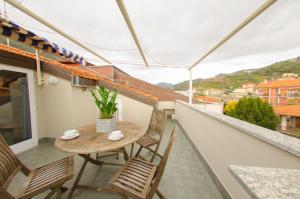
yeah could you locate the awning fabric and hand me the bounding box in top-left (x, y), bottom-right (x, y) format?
top-left (0, 16), bottom-right (84, 64)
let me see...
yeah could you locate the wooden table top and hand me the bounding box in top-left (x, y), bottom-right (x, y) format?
top-left (55, 121), bottom-right (144, 154)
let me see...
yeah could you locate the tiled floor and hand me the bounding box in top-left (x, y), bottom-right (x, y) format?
top-left (8, 121), bottom-right (223, 199)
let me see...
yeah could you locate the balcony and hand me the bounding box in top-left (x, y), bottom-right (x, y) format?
top-left (8, 120), bottom-right (223, 199)
top-left (0, 1), bottom-right (300, 198)
top-left (2, 98), bottom-right (300, 199)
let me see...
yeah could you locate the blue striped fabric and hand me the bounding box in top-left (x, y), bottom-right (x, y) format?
top-left (0, 16), bottom-right (85, 64)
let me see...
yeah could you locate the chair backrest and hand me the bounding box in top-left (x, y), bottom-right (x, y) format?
top-left (147, 129), bottom-right (176, 199)
top-left (0, 135), bottom-right (23, 190)
top-left (147, 109), bottom-right (166, 136)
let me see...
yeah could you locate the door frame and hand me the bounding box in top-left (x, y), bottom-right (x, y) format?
top-left (0, 64), bottom-right (38, 153)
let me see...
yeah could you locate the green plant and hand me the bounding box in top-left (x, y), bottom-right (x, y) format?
top-left (224, 101), bottom-right (237, 115)
top-left (90, 86), bottom-right (118, 119)
top-left (225, 97), bottom-right (280, 130)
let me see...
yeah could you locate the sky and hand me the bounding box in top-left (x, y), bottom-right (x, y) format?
top-left (1, 0), bottom-right (300, 84)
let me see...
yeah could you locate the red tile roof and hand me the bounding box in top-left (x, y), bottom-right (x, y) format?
top-left (257, 79), bottom-right (300, 88)
top-left (195, 96), bottom-right (219, 103)
top-left (0, 44), bottom-right (159, 105)
top-left (273, 105), bottom-right (300, 117)
top-left (0, 44), bottom-right (99, 80)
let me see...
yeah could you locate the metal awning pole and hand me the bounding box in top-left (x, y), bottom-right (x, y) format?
top-left (35, 49), bottom-right (44, 86)
top-left (188, 0), bottom-right (277, 70)
top-left (4, 0), bottom-right (111, 64)
top-left (189, 69), bottom-right (193, 104)
top-left (115, 0), bottom-right (149, 67)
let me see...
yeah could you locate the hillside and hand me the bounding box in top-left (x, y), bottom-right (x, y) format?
top-left (156, 82), bottom-right (174, 89)
top-left (173, 57), bottom-right (300, 91)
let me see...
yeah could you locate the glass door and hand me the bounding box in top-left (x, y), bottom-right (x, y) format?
top-left (0, 66), bottom-right (37, 153)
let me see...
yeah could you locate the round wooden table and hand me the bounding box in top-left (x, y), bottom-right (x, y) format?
top-left (54, 121), bottom-right (144, 199)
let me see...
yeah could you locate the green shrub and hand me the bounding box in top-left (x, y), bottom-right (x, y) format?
top-left (225, 97), bottom-right (279, 130)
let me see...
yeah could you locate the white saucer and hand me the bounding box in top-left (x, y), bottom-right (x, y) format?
top-left (61, 132), bottom-right (80, 140)
top-left (108, 134), bottom-right (124, 141)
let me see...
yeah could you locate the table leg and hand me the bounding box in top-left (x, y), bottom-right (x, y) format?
top-left (67, 157), bottom-right (89, 199)
top-left (122, 147), bottom-right (129, 161)
top-left (130, 143), bottom-right (134, 158)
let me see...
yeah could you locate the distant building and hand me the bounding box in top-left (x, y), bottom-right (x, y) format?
top-left (195, 96), bottom-right (220, 103)
top-left (256, 79), bottom-right (300, 106)
top-left (256, 79), bottom-right (300, 131)
top-left (230, 83), bottom-right (256, 98)
top-left (279, 73), bottom-right (298, 80)
top-left (202, 88), bottom-right (224, 96)
top-left (273, 105), bottom-right (300, 131)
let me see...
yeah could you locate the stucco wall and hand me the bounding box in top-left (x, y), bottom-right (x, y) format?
top-left (35, 74), bottom-right (153, 138)
top-left (175, 100), bottom-right (300, 198)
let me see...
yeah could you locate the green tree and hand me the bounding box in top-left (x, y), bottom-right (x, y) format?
top-left (225, 97), bottom-right (280, 130)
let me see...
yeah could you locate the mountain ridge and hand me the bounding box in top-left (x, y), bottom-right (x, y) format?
top-left (169, 56), bottom-right (300, 91)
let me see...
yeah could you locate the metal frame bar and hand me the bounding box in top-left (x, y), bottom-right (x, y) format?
top-left (189, 69), bottom-right (193, 104)
top-left (4, 0), bottom-right (111, 64)
top-left (115, 0), bottom-right (149, 67)
top-left (188, 0), bottom-right (277, 70)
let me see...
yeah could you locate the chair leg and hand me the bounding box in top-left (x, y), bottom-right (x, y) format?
top-left (44, 187), bottom-right (59, 199)
top-left (150, 143), bottom-right (160, 162)
top-left (121, 193), bottom-right (129, 199)
top-left (135, 145), bottom-right (143, 158)
top-left (67, 158), bottom-right (89, 199)
top-left (56, 187), bottom-right (62, 199)
top-left (156, 189), bottom-right (165, 199)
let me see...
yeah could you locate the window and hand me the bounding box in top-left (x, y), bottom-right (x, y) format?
top-left (0, 70), bottom-right (32, 145)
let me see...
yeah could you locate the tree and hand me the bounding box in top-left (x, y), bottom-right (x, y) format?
top-left (225, 97), bottom-right (279, 130)
top-left (224, 101), bottom-right (237, 115)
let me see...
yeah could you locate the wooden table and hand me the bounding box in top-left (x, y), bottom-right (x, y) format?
top-left (55, 121), bottom-right (144, 199)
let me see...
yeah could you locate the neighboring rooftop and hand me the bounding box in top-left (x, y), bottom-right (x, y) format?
top-left (273, 105), bottom-right (300, 117)
top-left (257, 79), bottom-right (300, 88)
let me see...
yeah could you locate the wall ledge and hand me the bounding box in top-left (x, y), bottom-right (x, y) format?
top-left (176, 100), bottom-right (300, 158)
top-left (229, 165), bottom-right (300, 199)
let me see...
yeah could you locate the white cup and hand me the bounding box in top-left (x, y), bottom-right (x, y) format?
top-left (110, 130), bottom-right (122, 137)
top-left (64, 129), bottom-right (77, 137)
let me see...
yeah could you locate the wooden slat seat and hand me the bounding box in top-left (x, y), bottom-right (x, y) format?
top-left (108, 129), bottom-right (176, 199)
top-left (136, 135), bottom-right (159, 148)
top-left (109, 158), bottom-right (157, 199)
top-left (0, 135), bottom-right (74, 199)
top-left (135, 109), bottom-right (167, 162)
top-left (17, 156), bottom-right (74, 199)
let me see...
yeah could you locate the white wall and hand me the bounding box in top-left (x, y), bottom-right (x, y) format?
top-left (175, 100), bottom-right (300, 198)
top-left (117, 95), bottom-right (153, 133)
top-left (35, 74), bottom-right (153, 138)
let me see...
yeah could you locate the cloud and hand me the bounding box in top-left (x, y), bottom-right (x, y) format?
top-left (3, 0), bottom-right (300, 84)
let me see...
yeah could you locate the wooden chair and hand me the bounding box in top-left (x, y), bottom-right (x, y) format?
top-left (0, 135), bottom-right (74, 199)
top-left (134, 109), bottom-right (166, 162)
top-left (108, 129), bottom-right (176, 199)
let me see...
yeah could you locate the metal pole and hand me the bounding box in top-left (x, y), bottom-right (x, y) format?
top-left (35, 49), bottom-right (44, 86)
top-left (115, 0), bottom-right (149, 67)
top-left (188, 0), bottom-right (277, 70)
top-left (4, 0), bottom-right (111, 64)
top-left (189, 69), bottom-right (193, 104)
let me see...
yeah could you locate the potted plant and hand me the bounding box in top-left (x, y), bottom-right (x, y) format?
top-left (90, 86), bottom-right (118, 133)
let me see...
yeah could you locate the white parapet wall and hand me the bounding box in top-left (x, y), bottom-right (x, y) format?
top-left (175, 100), bottom-right (300, 199)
